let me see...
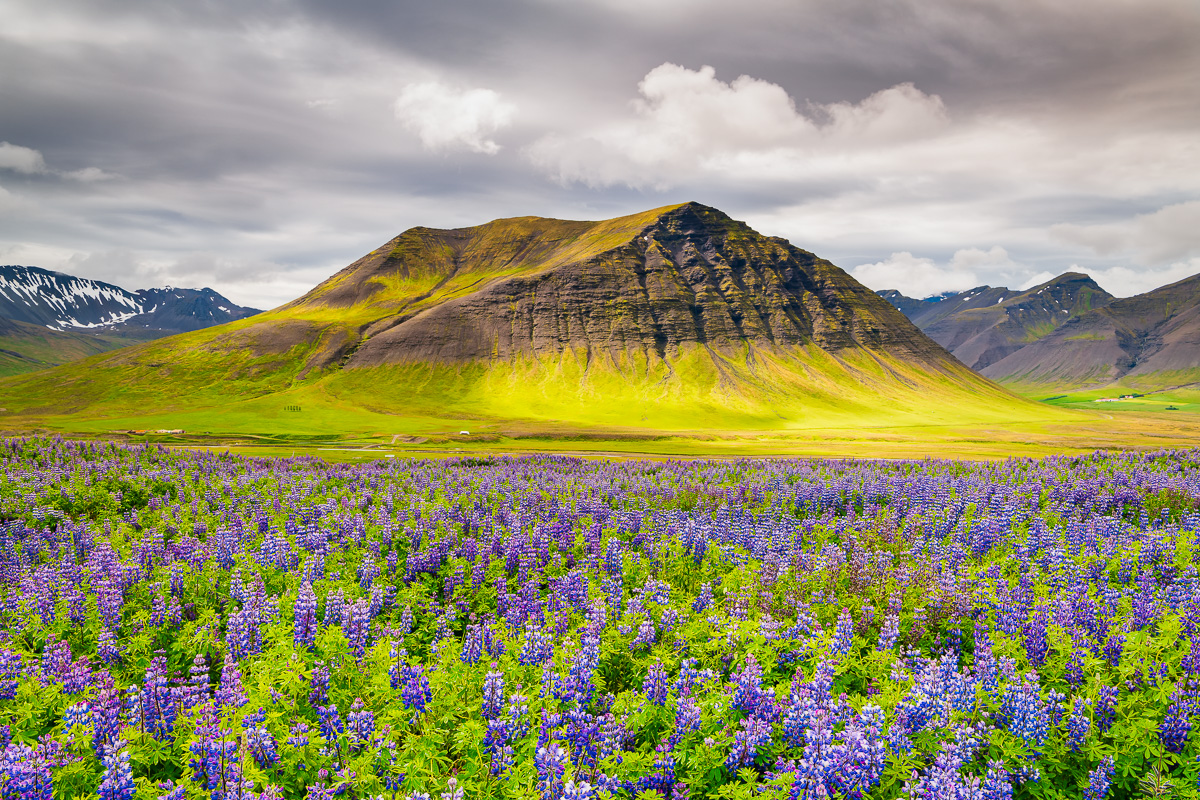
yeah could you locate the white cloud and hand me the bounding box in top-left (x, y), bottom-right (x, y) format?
top-left (0, 142), bottom-right (117, 182)
top-left (1050, 201), bottom-right (1200, 265)
top-left (852, 252), bottom-right (979, 298)
top-left (1070, 259), bottom-right (1200, 298)
top-left (852, 245), bottom-right (1038, 298)
top-left (0, 142), bottom-right (47, 174)
top-left (62, 166), bottom-right (117, 182)
top-left (527, 64), bottom-right (949, 185)
top-left (394, 81), bottom-right (516, 155)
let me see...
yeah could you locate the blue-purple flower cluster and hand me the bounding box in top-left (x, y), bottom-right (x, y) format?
top-left (1, 438), bottom-right (1200, 797)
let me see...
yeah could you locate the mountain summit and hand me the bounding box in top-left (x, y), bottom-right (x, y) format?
top-left (0, 203), bottom-right (1047, 430)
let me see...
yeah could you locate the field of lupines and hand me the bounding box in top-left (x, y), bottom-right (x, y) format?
top-left (2, 439), bottom-right (1200, 799)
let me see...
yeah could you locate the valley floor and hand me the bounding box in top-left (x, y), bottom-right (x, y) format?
top-left (5, 405), bottom-right (1200, 461)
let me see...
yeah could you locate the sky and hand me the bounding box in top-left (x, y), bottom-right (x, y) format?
top-left (1, 0), bottom-right (1198, 309)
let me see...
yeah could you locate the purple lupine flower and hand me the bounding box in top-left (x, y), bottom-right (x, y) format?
top-left (877, 607), bottom-right (900, 652)
top-left (731, 653), bottom-right (768, 716)
top-left (348, 698), bottom-right (375, 749)
top-left (317, 703), bottom-right (344, 742)
top-left (1095, 684), bottom-right (1119, 733)
top-left (97, 743), bottom-right (136, 800)
top-left (310, 661), bottom-right (330, 706)
top-left (482, 665), bottom-right (505, 720)
top-left (1160, 699), bottom-right (1192, 753)
top-left (999, 672), bottom-right (1048, 747)
top-left (535, 743), bottom-right (569, 800)
top-left (1022, 607), bottom-right (1049, 668)
top-left (981, 760), bottom-right (1013, 800)
top-left (91, 672), bottom-right (125, 757)
top-left (1082, 756), bottom-right (1115, 800)
top-left (831, 607), bottom-right (854, 656)
top-left (0, 650), bottom-right (20, 700)
top-left (187, 704), bottom-right (242, 800)
top-left (141, 654), bottom-right (178, 741)
top-left (630, 618), bottom-right (656, 651)
top-left (1103, 632), bottom-right (1125, 668)
top-left (323, 588), bottom-right (346, 628)
top-left (97, 626), bottom-right (122, 666)
top-left (670, 696), bottom-right (702, 749)
top-left (215, 652), bottom-right (247, 709)
top-left (520, 622), bottom-right (554, 665)
top-left (1064, 649), bottom-right (1085, 688)
top-left (644, 661), bottom-right (669, 706)
top-left (827, 704), bottom-right (887, 798)
top-left (156, 782), bottom-right (187, 800)
top-left (725, 715), bottom-right (772, 771)
top-left (440, 777), bottom-right (464, 800)
top-left (345, 598), bottom-right (371, 662)
top-left (400, 662), bottom-right (432, 715)
top-left (483, 718), bottom-right (514, 775)
top-left (294, 581), bottom-right (318, 649)
top-left (287, 721), bottom-right (312, 748)
top-left (1066, 697), bottom-right (1091, 752)
top-left (305, 784), bottom-right (336, 800)
top-left (0, 741), bottom-right (54, 800)
top-left (180, 654), bottom-right (209, 710)
top-left (246, 724), bottom-right (279, 768)
top-left (461, 624), bottom-right (484, 665)
top-left (563, 780), bottom-right (594, 800)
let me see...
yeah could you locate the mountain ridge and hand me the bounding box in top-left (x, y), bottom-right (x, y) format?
top-left (879, 273), bottom-right (1114, 371)
top-left (983, 272), bottom-right (1200, 390)
top-left (0, 265), bottom-right (262, 376)
top-left (0, 265), bottom-right (260, 332)
top-left (0, 202), bottom-right (1054, 431)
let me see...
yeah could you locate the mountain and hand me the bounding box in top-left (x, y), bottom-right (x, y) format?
top-left (0, 265), bottom-right (260, 332)
top-left (0, 203), bottom-right (1053, 432)
top-left (0, 265), bottom-right (261, 376)
top-left (982, 272), bottom-right (1200, 390)
top-left (879, 273), bottom-right (1114, 371)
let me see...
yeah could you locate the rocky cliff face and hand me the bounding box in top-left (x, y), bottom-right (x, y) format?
top-left (327, 203), bottom-right (954, 370)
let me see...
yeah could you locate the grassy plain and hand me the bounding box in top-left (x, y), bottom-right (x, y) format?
top-left (6, 398), bottom-right (1200, 462)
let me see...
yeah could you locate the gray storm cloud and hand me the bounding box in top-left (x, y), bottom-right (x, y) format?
top-left (0, 0), bottom-right (1197, 306)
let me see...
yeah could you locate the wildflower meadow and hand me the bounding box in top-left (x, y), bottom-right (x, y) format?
top-left (2, 437), bottom-right (1200, 799)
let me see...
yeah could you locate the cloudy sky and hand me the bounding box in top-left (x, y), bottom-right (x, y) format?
top-left (1, 0), bottom-right (1198, 308)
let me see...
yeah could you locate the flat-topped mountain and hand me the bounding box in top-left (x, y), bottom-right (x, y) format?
top-left (0, 203), bottom-right (1050, 430)
top-left (880, 273), bottom-right (1114, 371)
top-left (984, 272), bottom-right (1200, 390)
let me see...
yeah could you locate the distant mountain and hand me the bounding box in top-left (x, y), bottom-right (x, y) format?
top-left (0, 203), bottom-right (1052, 431)
top-left (983, 273), bottom-right (1200, 390)
top-left (0, 265), bottom-right (260, 332)
top-left (0, 265), bottom-right (260, 377)
top-left (879, 273), bottom-right (1114, 371)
